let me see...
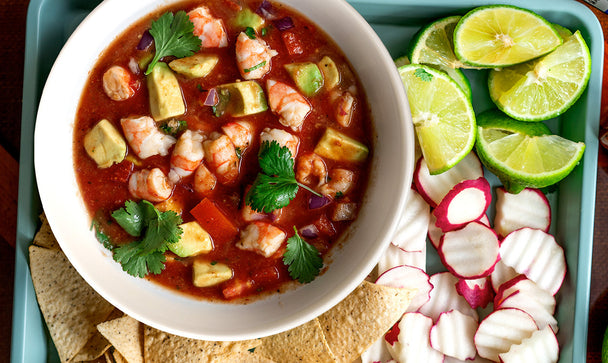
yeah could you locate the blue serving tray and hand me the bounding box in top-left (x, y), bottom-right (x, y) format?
top-left (12, 0), bottom-right (602, 361)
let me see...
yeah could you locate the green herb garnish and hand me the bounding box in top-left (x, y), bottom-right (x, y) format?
top-left (111, 200), bottom-right (183, 278)
top-left (91, 219), bottom-right (113, 251)
top-left (159, 119), bottom-right (187, 136)
top-left (196, 84), bottom-right (204, 92)
top-left (244, 27), bottom-right (256, 39)
top-left (212, 88), bottom-right (231, 117)
top-left (283, 227), bottom-right (323, 283)
top-left (246, 141), bottom-right (321, 213)
top-left (261, 27), bottom-right (268, 36)
top-left (244, 61), bottom-right (266, 73)
top-left (145, 11), bottom-right (202, 75)
top-left (235, 147), bottom-right (243, 159)
top-left (414, 68), bottom-right (433, 82)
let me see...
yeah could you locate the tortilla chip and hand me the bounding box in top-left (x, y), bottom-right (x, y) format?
top-left (113, 350), bottom-right (128, 363)
top-left (257, 318), bottom-right (335, 363)
top-left (143, 325), bottom-right (262, 363)
top-left (104, 350), bottom-right (114, 363)
top-left (97, 315), bottom-right (143, 363)
top-left (33, 213), bottom-right (60, 250)
top-left (208, 351), bottom-right (275, 362)
top-left (72, 309), bottom-right (123, 362)
top-left (28, 245), bottom-right (115, 362)
top-left (318, 281), bottom-right (416, 363)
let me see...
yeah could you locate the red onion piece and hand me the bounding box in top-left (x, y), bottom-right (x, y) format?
top-left (137, 30), bottom-right (154, 50)
top-left (309, 194), bottom-right (330, 209)
top-left (273, 17), bottom-right (294, 31)
top-left (256, 0), bottom-right (275, 19)
top-left (299, 224), bottom-right (319, 239)
top-left (203, 88), bottom-right (219, 106)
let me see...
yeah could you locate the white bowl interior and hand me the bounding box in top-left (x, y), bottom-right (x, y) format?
top-left (34, 0), bottom-right (414, 340)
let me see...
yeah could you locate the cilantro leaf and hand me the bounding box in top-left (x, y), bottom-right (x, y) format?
top-left (111, 200), bottom-right (157, 236)
top-left (258, 141), bottom-right (295, 177)
top-left (145, 11), bottom-right (202, 75)
top-left (283, 227), bottom-right (323, 283)
top-left (91, 219), bottom-right (114, 251)
top-left (414, 68), bottom-right (433, 82)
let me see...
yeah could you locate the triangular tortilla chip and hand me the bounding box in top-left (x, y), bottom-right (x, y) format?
top-left (113, 350), bottom-right (128, 363)
top-left (28, 245), bottom-right (115, 362)
top-left (208, 351), bottom-right (275, 362)
top-left (143, 325), bottom-right (262, 363)
top-left (73, 309), bottom-right (123, 362)
top-left (33, 213), bottom-right (59, 250)
top-left (97, 315), bottom-right (143, 363)
top-left (318, 281), bottom-right (415, 363)
top-left (257, 318), bottom-right (335, 362)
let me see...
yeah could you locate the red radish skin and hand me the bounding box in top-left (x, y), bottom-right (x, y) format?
top-left (375, 265), bottom-right (433, 313)
top-left (414, 152), bottom-right (484, 207)
top-left (428, 214), bottom-right (443, 250)
top-left (385, 313), bottom-right (444, 363)
top-left (433, 177), bottom-right (492, 232)
top-left (497, 289), bottom-right (559, 333)
top-left (494, 187), bottom-right (551, 238)
top-left (419, 272), bottom-right (478, 322)
top-left (491, 260), bottom-right (520, 293)
top-left (438, 221), bottom-right (500, 279)
top-left (495, 276), bottom-right (556, 315)
top-left (377, 244), bottom-right (426, 274)
top-left (430, 310), bottom-right (478, 361)
top-left (384, 321), bottom-right (400, 346)
top-left (456, 277), bottom-right (494, 309)
top-left (498, 326), bottom-right (559, 363)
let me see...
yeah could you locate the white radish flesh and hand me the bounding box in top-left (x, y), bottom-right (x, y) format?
top-left (430, 310), bottom-right (478, 360)
top-left (414, 152), bottom-right (484, 207)
top-left (433, 178), bottom-right (491, 232)
top-left (491, 260), bottom-right (520, 293)
top-left (495, 276), bottom-right (556, 314)
top-left (360, 336), bottom-right (394, 363)
top-left (500, 228), bottom-right (566, 295)
top-left (494, 187), bottom-right (551, 237)
top-left (377, 243), bottom-right (426, 274)
top-left (455, 277), bottom-right (494, 309)
top-left (419, 272), bottom-right (478, 322)
top-left (438, 222), bottom-right (500, 279)
top-left (474, 308), bottom-right (538, 362)
top-left (443, 355), bottom-right (493, 363)
top-left (497, 290), bottom-right (559, 333)
top-left (391, 189), bottom-right (430, 252)
top-left (498, 326), bottom-right (559, 363)
top-left (376, 265), bottom-right (432, 313)
top-left (385, 313), bottom-right (444, 363)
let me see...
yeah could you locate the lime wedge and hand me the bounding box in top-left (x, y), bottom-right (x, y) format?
top-left (475, 110), bottom-right (585, 193)
top-left (552, 23), bottom-right (573, 39)
top-left (394, 55), bottom-right (410, 68)
top-left (408, 15), bottom-right (472, 98)
top-left (488, 30), bottom-right (591, 121)
top-left (453, 5), bottom-right (563, 67)
top-left (398, 64), bottom-right (476, 174)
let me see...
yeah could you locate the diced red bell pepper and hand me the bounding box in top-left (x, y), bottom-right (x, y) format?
top-left (190, 198), bottom-right (239, 244)
top-left (222, 278), bottom-right (255, 300)
top-left (282, 31), bottom-right (304, 55)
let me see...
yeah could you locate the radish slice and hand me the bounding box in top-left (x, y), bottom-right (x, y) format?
top-left (495, 276), bottom-right (555, 314)
top-left (498, 326), bottom-right (559, 363)
top-left (377, 244), bottom-right (426, 274)
top-left (455, 277), bottom-right (494, 309)
top-left (491, 260), bottom-right (520, 293)
top-left (443, 355), bottom-right (493, 363)
top-left (494, 187), bottom-right (551, 237)
top-left (428, 214), bottom-right (443, 250)
top-left (479, 213), bottom-right (491, 227)
top-left (391, 189), bottom-right (430, 252)
top-left (497, 290), bottom-right (558, 333)
top-left (474, 308), bottom-right (538, 362)
top-left (376, 265), bottom-right (432, 313)
top-left (500, 228), bottom-right (566, 295)
top-left (360, 336), bottom-right (394, 363)
top-left (433, 178), bottom-right (491, 232)
top-left (438, 222), bottom-right (500, 279)
top-left (430, 310), bottom-right (478, 361)
top-left (385, 313), bottom-right (444, 363)
top-left (419, 272), bottom-right (478, 322)
top-left (414, 152), bottom-right (484, 207)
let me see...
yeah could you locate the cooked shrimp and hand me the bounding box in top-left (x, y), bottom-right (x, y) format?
top-left (102, 65), bottom-right (138, 101)
top-left (236, 222), bottom-right (286, 257)
top-left (120, 116), bottom-right (176, 159)
top-left (168, 130), bottom-right (204, 183)
top-left (203, 133), bottom-right (239, 184)
top-left (296, 153), bottom-right (327, 187)
top-left (335, 91), bottom-right (355, 127)
top-left (242, 185), bottom-right (283, 222)
top-left (235, 32), bottom-right (277, 80)
top-left (193, 163), bottom-right (217, 195)
top-left (320, 168), bottom-right (355, 197)
top-left (221, 121), bottom-right (254, 152)
top-left (128, 168), bottom-right (173, 202)
top-left (267, 80), bottom-right (311, 131)
top-left (187, 6), bottom-right (228, 48)
top-left (259, 128), bottom-right (299, 158)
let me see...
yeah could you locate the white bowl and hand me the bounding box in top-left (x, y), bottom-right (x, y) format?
top-left (34, 0), bottom-right (414, 340)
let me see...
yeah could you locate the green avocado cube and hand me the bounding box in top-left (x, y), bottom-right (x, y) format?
top-left (83, 119), bottom-right (127, 168)
top-left (314, 127), bottom-right (369, 162)
top-left (318, 56), bottom-right (341, 90)
top-left (192, 260), bottom-right (233, 287)
top-left (234, 8), bottom-right (265, 31)
top-left (284, 62), bottom-right (324, 96)
top-left (147, 62), bottom-right (185, 121)
top-left (169, 54), bottom-right (219, 79)
top-left (215, 81), bottom-right (268, 117)
top-left (168, 221), bottom-right (213, 258)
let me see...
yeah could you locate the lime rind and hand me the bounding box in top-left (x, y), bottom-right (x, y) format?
top-left (453, 4), bottom-right (563, 68)
top-left (476, 109), bottom-right (551, 136)
top-left (488, 30), bottom-right (592, 121)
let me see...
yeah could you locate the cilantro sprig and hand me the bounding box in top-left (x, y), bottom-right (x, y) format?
top-left (283, 227), bottom-right (323, 283)
top-left (145, 11), bottom-right (202, 75)
top-left (110, 200), bottom-right (183, 278)
top-left (246, 141), bottom-right (321, 213)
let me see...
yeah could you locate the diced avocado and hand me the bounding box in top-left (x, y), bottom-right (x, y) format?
top-left (215, 81), bottom-right (268, 117)
top-left (147, 62), bottom-right (186, 121)
top-left (83, 119), bottom-right (127, 168)
top-left (192, 260), bottom-right (233, 287)
top-left (234, 8), bottom-right (265, 31)
top-left (284, 62), bottom-right (324, 96)
top-left (168, 221), bottom-right (213, 257)
top-left (314, 128), bottom-right (369, 162)
top-left (318, 56), bottom-right (341, 90)
top-left (169, 54), bottom-right (219, 79)
top-left (138, 52), bottom-right (153, 72)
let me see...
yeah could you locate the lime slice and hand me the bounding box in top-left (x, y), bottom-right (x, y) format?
top-left (398, 64), bottom-right (476, 174)
top-left (408, 15), bottom-right (472, 98)
top-left (394, 55), bottom-right (410, 68)
top-left (488, 30), bottom-right (591, 121)
top-left (475, 109), bottom-right (585, 193)
top-left (552, 23), bottom-right (573, 39)
top-left (453, 5), bottom-right (563, 67)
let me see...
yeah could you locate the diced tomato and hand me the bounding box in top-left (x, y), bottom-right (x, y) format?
top-left (251, 266), bottom-right (280, 285)
top-left (314, 214), bottom-right (336, 236)
top-left (108, 160), bottom-right (133, 183)
top-left (190, 198), bottom-right (239, 244)
top-left (282, 31), bottom-right (304, 55)
top-left (222, 278), bottom-right (255, 300)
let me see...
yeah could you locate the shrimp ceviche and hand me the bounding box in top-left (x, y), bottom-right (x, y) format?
top-left (74, 0), bottom-right (373, 301)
